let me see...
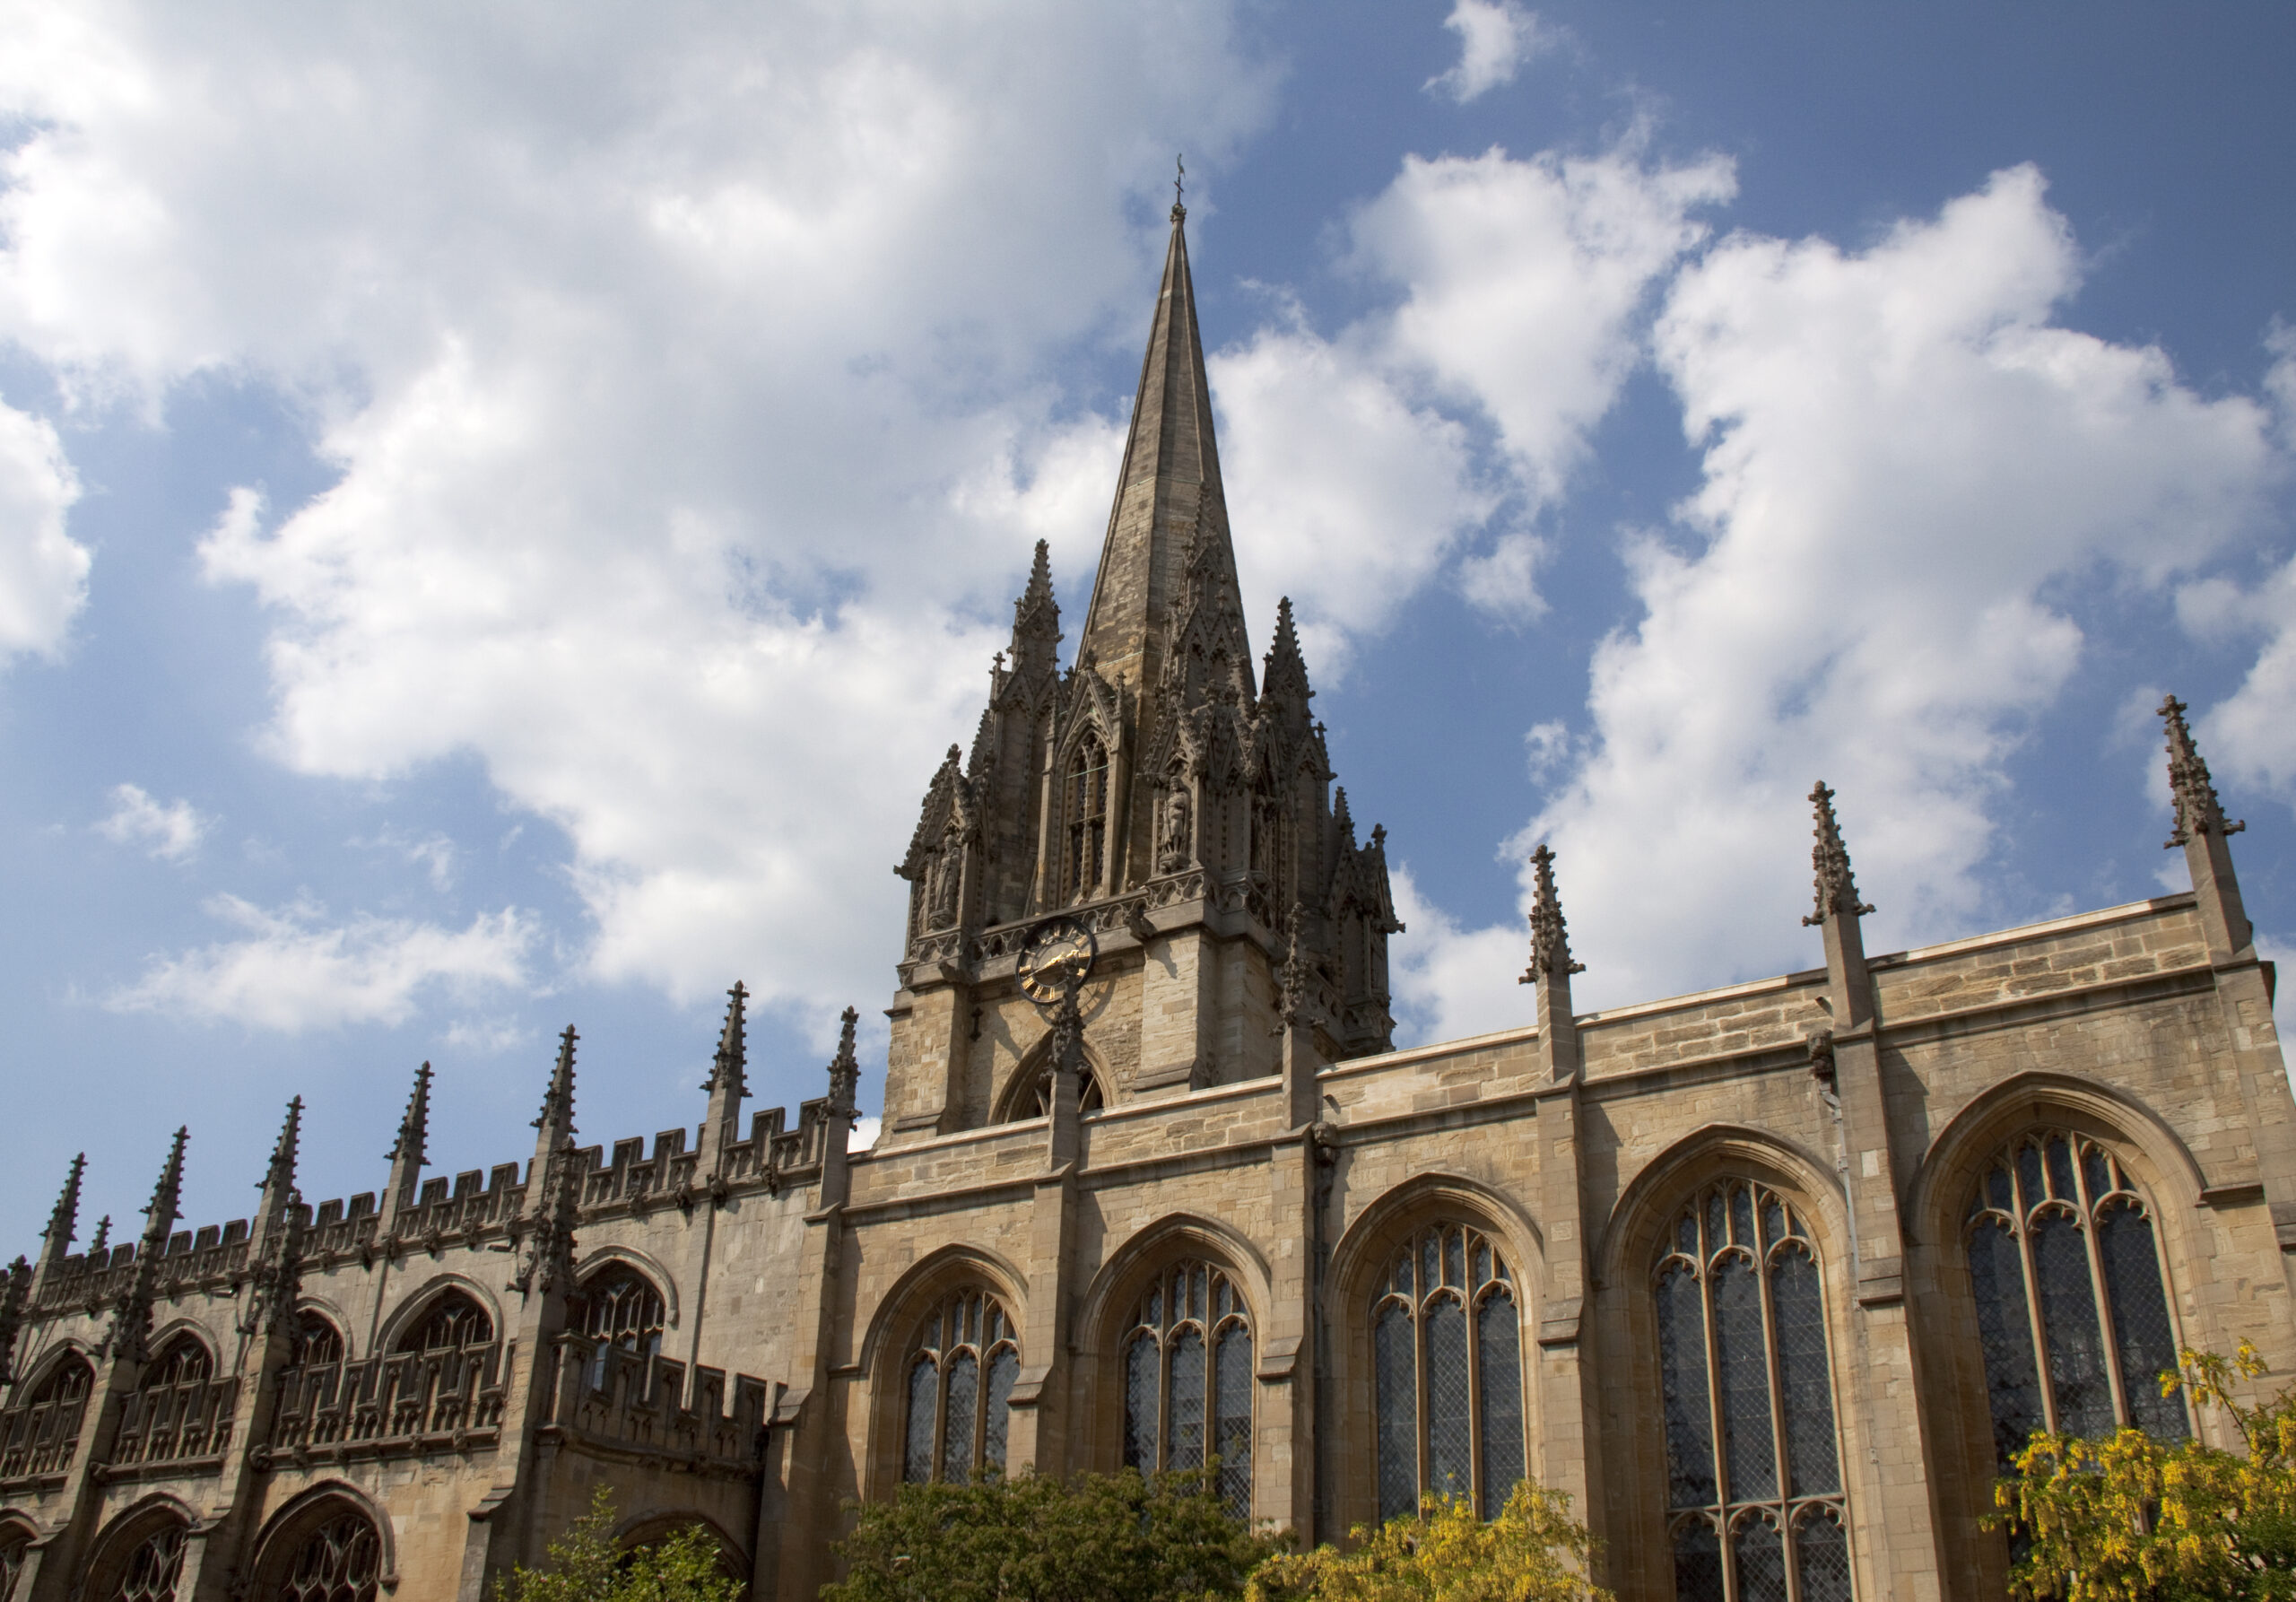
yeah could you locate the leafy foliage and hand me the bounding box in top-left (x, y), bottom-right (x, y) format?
top-left (1994, 1343), bottom-right (2296, 1601)
top-left (493, 1487), bottom-right (743, 1602)
top-left (824, 1467), bottom-right (1274, 1602)
top-left (1246, 1483), bottom-right (1609, 1602)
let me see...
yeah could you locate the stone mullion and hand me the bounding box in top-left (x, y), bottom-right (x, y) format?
top-left (2013, 1201), bottom-right (2058, 1437)
top-left (1752, 1235), bottom-right (1796, 1601)
top-left (2074, 1160), bottom-right (2133, 1431)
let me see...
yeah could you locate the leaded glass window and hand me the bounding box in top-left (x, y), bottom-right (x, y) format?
top-left (900, 1288), bottom-right (1018, 1483)
top-left (0, 1526), bottom-right (29, 1602)
top-left (1370, 1223), bottom-right (1526, 1521)
top-left (109, 1524), bottom-right (186, 1602)
top-left (1962, 1130), bottom-right (2187, 1467)
top-left (396, 1290), bottom-right (491, 1353)
top-left (1120, 1260), bottom-right (1253, 1519)
top-left (571, 1265), bottom-right (666, 1388)
top-left (1654, 1181), bottom-right (1848, 1602)
top-left (139, 1336), bottom-right (212, 1390)
top-left (275, 1511), bottom-right (381, 1602)
top-left (286, 1311), bottom-right (344, 1370)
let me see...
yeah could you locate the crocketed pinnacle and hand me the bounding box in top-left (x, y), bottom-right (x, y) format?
top-left (2161, 694), bottom-right (2244, 849)
top-left (140, 1127), bottom-right (189, 1251)
top-left (708, 981), bottom-right (749, 1096)
top-left (1519, 844), bottom-right (1585, 983)
top-left (387, 1062), bottom-right (432, 1165)
top-left (535, 1026), bottom-right (578, 1141)
top-left (1078, 198), bottom-right (1243, 692)
top-left (828, 1006), bottom-right (861, 1117)
top-left (42, 1154), bottom-right (84, 1247)
top-left (1802, 781), bottom-right (1874, 927)
top-left (1262, 596), bottom-right (1312, 709)
top-left (263, 1097), bottom-right (303, 1199)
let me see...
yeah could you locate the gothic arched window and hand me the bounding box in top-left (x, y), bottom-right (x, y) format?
top-left (1121, 1260), bottom-right (1253, 1519)
top-left (572, 1266), bottom-right (667, 1388)
top-left (903, 1288), bottom-right (1019, 1484)
top-left (0, 1523), bottom-right (30, 1602)
top-left (25, 1353), bottom-right (92, 1406)
top-left (287, 1311), bottom-right (344, 1370)
top-left (1371, 1223), bottom-right (1526, 1520)
top-left (1065, 736), bottom-right (1109, 902)
top-left (107, 1523), bottom-right (187, 1602)
top-left (1654, 1181), bottom-right (1849, 1602)
top-left (1963, 1130), bottom-right (2187, 1468)
top-left (139, 1336), bottom-right (213, 1390)
top-left (1003, 1057), bottom-right (1107, 1121)
top-left (274, 1510), bottom-right (381, 1602)
top-left (396, 1291), bottom-right (491, 1354)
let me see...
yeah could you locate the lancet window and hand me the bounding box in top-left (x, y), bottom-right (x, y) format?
top-left (107, 1524), bottom-right (186, 1602)
top-left (286, 1311), bottom-right (344, 1369)
top-left (1064, 736), bottom-right (1109, 902)
top-left (1654, 1181), bottom-right (1850, 1602)
top-left (1122, 1260), bottom-right (1253, 1519)
top-left (274, 1511), bottom-right (382, 1602)
top-left (139, 1336), bottom-right (212, 1390)
top-left (1371, 1223), bottom-right (1526, 1521)
top-left (1963, 1130), bottom-right (2187, 1468)
top-left (1, 1525), bottom-right (29, 1602)
top-left (572, 1266), bottom-right (668, 1388)
top-left (902, 1288), bottom-right (1019, 1484)
top-left (26, 1354), bottom-right (92, 1407)
top-left (396, 1290), bottom-right (491, 1354)
top-left (1003, 1058), bottom-right (1107, 1120)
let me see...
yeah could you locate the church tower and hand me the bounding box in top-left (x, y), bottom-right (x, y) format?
top-left (883, 196), bottom-right (1403, 1143)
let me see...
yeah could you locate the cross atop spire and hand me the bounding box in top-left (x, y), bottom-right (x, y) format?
top-left (1078, 193), bottom-right (1242, 695)
top-left (1802, 781), bottom-right (1874, 927)
top-left (2161, 694), bottom-right (2244, 848)
top-left (1519, 844), bottom-right (1584, 983)
top-left (1173, 152), bottom-right (1186, 221)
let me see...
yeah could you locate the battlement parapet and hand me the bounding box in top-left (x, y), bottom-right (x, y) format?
top-left (258, 1337), bottom-right (509, 1468)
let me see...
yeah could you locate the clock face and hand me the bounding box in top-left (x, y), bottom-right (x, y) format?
top-left (1017, 916), bottom-right (1097, 1005)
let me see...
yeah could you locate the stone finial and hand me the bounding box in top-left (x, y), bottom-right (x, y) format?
top-left (534, 1026), bottom-right (579, 1140)
top-left (110, 1127), bottom-right (188, 1363)
top-left (828, 1007), bottom-right (862, 1119)
top-left (263, 1097), bottom-right (303, 1199)
top-left (41, 1153), bottom-right (85, 1251)
top-left (140, 1127), bottom-right (188, 1248)
top-left (242, 1099), bottom-right (306, 1339)
top-left (1518, 844), bottom-right (1585, 984)
top-left (2161, 694), bottom-right (2244, 849)
top-left (87, 1215), bottom-right (110, 1259)
top-left (706, 981), bottom-right (749, 1096)
top-left (1801, 781), bottom-right (1874, 927)
top-left (387, 1062), bottom-right (432, 1165)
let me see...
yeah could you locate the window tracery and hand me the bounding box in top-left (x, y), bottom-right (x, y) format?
top-left (138, 1336), bottom-right (212, 1390)
top-left (108, 1524), bottom-right (186, 1602)
top-left (1654, 1181), bottom-right (1849, 1602)
top-left (1064, 736), bottom-right (1109, 902)
top-left (1121, 1260), bottom-right (1253, 1519)
top-left (25, 1353), bottom-right (91, 1406)
top-left (902, 1288), bottom-right (1018, 1484)
top-left (1371, 1223), bottom-right (1525, 1520)
top-left (0, 1525), bottom-right (28, 1602)
top-left (274, 1511), bottom-right (381, 1602)
top-left (286, 1312), bottom-right (344, 1370)
top-left (1002, 1058), bottom-right (1106, 1120)
top-left (396, 1291), bottom-right (491, 1354)
top-left (571, 1267), bottom-right (667, 1389)
top-left (1962, 1129), bottom-right (2187, 1469)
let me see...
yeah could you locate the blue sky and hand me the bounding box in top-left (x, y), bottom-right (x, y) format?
top-left (2, 1), bottom-right (2292, 1249)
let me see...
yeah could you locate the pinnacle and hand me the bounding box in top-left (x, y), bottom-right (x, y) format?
top-left (1801, 781), bottom-right (1874, 927)
top-left (388, 1062), bottom-right (433, 1164)
top-left (1519, 844), bottom-right (1585, 984)
top-left (709, 981), bottom-right (750, 1095)
top-left (265, 1097), bottom-right (303, 1190)
top-left (2161, 693), bottom-right (2244, 849)
top-left (535, 1026), bottom-right (578, 1137)
top-left (828, 1006), bottom-right (862, 1114)
top-left (142, 1127), bottom-right (188, 1245)
top-left (43, 1153), bottom-right (85, 1244)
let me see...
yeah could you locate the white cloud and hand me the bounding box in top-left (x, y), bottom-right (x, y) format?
top-left (848, 1114), bottom-right (882, 1153)
top-left (1510, 165), bottom-right (2282, 1009)
top-left (107, 895), bottom-right (535, 1032)
top-left (1425, 1), bottom-right (1550, 104)
top-left (0, 397), bottom-right (88, 660)
top-left (1387, 865), bottom-right (1530, 1045)
top-left (95, 783), bottom-right (210, 862)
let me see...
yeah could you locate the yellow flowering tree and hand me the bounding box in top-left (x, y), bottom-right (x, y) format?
top-left (1995, 1343), bottom-right (2296, 1601)
top-left (1246, 1482), bottom-right (1610, 1602)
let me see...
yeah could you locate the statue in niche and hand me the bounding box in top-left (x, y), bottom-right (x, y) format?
top-left (1158, 789), bottom-right (1193, 874)
top-left (928, 829), bottom-right (964, 928)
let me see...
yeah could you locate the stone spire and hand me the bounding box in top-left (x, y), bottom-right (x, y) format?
top-left (513, 1028), bottom-right (581, 1296)
top-left (109, 1127), bottom-right (187, 1364)
top-left (1801, 781), bottom-right (1874, 928)
top-left (699, 982), bottom-right (750, 1181)
top-left (2160, 694), bottom-right (2254, 960)
top-left (1008, 538), bottom-right (1062, 684)
top-left (379, 1061), bottom-right (431, 1232)
top-left (239, 1099), bottom-right (304, 1340)
top-left (1078, 198), bottom-right (1244, 693)
top-left (1519, 845), bottom-right (1583, 1082)
top-left (1260, 596), bottom-right (1314, 732)
top-left (33, 1152), bottom-right (85, 1281)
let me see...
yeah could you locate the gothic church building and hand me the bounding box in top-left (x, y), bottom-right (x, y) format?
top-left (5, 199), bottom-right (2296, 1602)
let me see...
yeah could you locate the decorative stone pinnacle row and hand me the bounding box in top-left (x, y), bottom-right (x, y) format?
top-left (1802, 780), bottom-right (1874, 928)
top-left (2160, 693), bottom-right (2245, 849)
top-left (1519, 843), bottom-right (1584, 984)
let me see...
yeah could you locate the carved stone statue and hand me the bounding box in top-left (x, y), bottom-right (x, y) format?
top-left (1158, 790), bottom-right (1192, 874)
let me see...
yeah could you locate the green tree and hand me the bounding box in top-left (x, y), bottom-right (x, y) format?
top-left (1246, 1483), bottom-right (1609, 1602)
top-left (1993, 1342), bottom-right (2296, 1601)
top-left (824, 1468), bottom-right (1274, 1602)
top-left (493, 1486), bottom-right (744, 1602)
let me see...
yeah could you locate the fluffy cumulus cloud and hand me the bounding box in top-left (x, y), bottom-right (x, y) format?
top-left (1503, 167), bottom-right (2283, 1014)
top-left (0, 398), bottom-right (88, 660)
top-left (0, 1), bottom-right (1283, 1040)
top-left (95, 783), bottom-right (209, 861)
top-left (1425, 1), bottom-right (1551, 105)
top-left (107, 896), bottom-right (535, 1032)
